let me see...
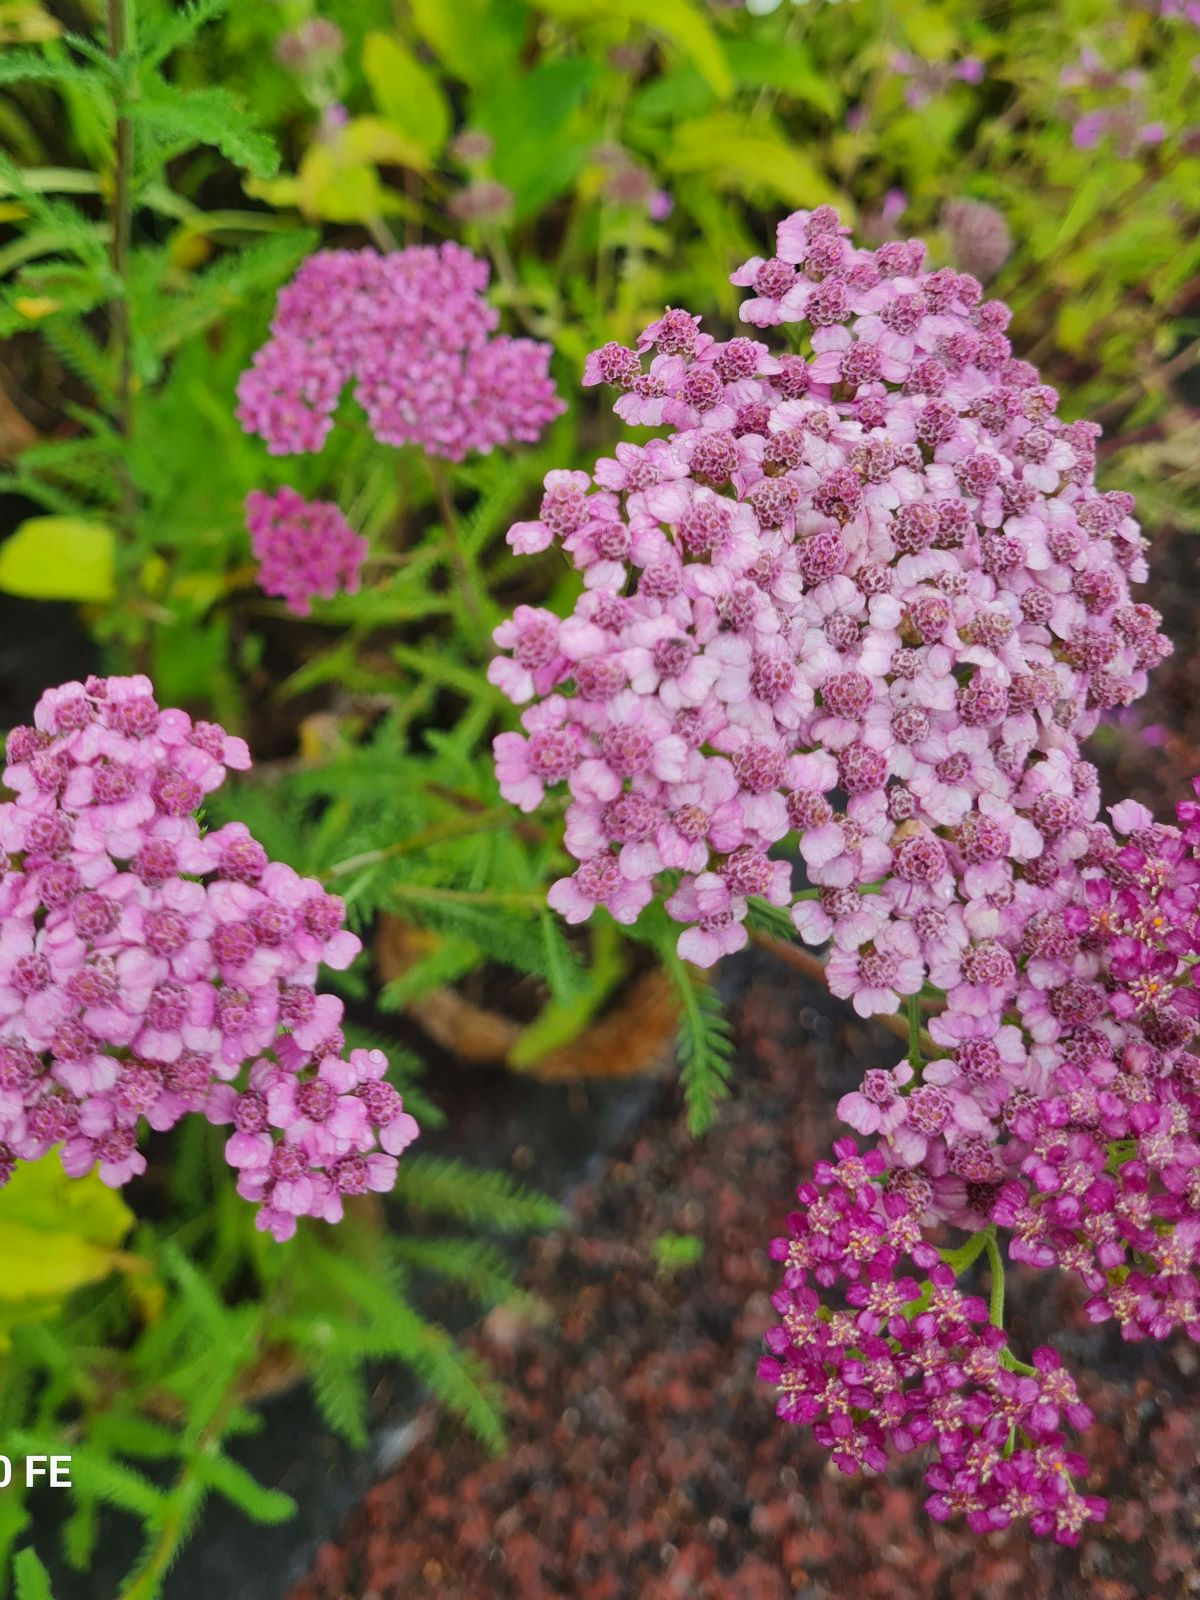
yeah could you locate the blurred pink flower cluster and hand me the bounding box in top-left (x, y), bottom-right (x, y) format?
top-left (236, 242), bottom-right (563, 614)
top-left (0, 675), bottom-right (416, 1240)
top-left (245, 485), bottom-right (368, 617)
top-left (237, 243), bottom-right (561, 462)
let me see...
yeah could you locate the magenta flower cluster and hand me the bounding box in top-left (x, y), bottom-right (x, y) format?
top-left (245, 486), bottom-right (368, 617)
top-left (0, 675), bottom-right (417, 1241)
top-left (761, 1139), bottom-right (1105, 1543)
top-left (490, 207), bottom-right (1169, 986)
top-left (237, 243), bottom-right (562, 463)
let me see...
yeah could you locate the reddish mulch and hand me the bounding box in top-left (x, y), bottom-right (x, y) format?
top-left (288, 960), bottom-right (1200, 1600)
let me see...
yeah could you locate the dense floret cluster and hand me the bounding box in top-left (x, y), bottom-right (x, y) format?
top-left (491, 207), bottom-right (1169, 984)
top-left (0, 676), bottom-right (416, 1239)
top-left (761, 1138), bottom-right (1106, 1542)
top-left (237, 243), bottom-right (563, 462)
top-left (245, 486), bottom-right (368, 616)
top-left (763, 776), bottom-right (1200, 1535)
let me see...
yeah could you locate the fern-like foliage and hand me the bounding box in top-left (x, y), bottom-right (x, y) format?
top-left (391, 1156), bottom-right (564, 1233)
top-left (665, 953), bottom-right (735, 1136)
top-left (11, 1549), bottom-right (54, 1600)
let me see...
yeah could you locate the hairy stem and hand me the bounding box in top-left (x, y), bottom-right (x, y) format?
top-left (104, 0), bottom-right (136, 538)
top-left (984, 1229), bottom-right (1006, 1328)
top-left (906, 993), bottom-right (923, 1067)
top-left (940, 1222), bottom-right (994, 1276)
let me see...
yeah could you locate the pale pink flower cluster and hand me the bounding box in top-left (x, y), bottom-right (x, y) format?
top-left (489, 209), bottom-right (1170, 995)
top-left (245, 486), bottom-right (368, 617)
top-left (236, 243), bottom-right (563, 463)
top-left (0, 676), bottom-right (417, 1240)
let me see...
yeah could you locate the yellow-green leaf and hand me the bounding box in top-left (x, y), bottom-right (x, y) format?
top-left (0, 1160), bottom-right (133, 1303)
top-left (0, 515), bottom-right (115, 601)
top-left (339, 115), bottom-right (429, 171)
top-left (408, 0), bottom-right (525, 85)
top-left (537, 0), bottom-right (732, 97)
top-left (898, 2), bottom-right (958, 60)
top-left (0, 1221), bottom-right (124, 1300)
top-left (362, 32), bottom-right (450, 155)
top-left (665, 114), bottom-right (846, 211)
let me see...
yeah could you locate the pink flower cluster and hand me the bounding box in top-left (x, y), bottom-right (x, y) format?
top-left (834, 784), bottom-right (1200, 1290)
top-left (1060, 49), bottom-right (1168, 153)
top-left (236, 243), bottom-right (563, 463)
top-left (487, 208), bottom-right (1193, 1539)
top-left (760, 1139), bottom-right (1105, 1544)
top-left (490, 208), bottom-right (1169, 984)
top-left (0, 676), bottom-right (417, 1240)
top-left (245, 486), bottom-right (368, 616)
top-left (763, 779), bottom-right (1200, 1535)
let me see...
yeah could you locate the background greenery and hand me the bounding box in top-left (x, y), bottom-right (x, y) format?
top-left (0, 0), bottom-right (1195, 1594)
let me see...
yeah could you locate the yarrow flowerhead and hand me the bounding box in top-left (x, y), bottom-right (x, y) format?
top-left (0, 676), bottom-right (417, 1239)
top-left (236, 243), bottom-right (563, 462)
top-left (760, 1138), bottom-right (1105, 1544)
top-left (490, 208), bottom-right (1168, 985)
top-left (245, 486), bottom-right (368, 616)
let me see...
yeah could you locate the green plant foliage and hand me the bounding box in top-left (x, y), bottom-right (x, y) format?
top-left (658, 944), bottom-right (734, 1137)
top-left (652, 1231), bottom-right (704, 1273)
top-left (11, 1550), bottom-right (53, 1600)
top-left (0, 0), bottom-right (1195, 1589)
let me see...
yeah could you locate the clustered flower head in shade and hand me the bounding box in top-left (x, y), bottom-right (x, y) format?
top-left (491, 207), bottom-right (1168, 986)
top-left (237, 242), bottom-right (563, 463)
top-left (889, 51), bottom-right (984, 110)
top-left (245, 486), bottom-right (367, 617)
top-left (940, 199), bottom-right (1012, 284)
top-left (761, 1138), bottom-right (1106, 1542)
top-left (0, 676), bottom-right (417, 1240)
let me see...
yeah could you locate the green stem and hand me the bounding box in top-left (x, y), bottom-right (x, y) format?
top-left (939, 1223), bottom-right (994, 1277)
top-left (387, 883), bottom-right (547, 911)
top-left (117, 1479), bottom-right (205, 1600)
top-left (485, 224), bottom-right (542, 337)
top-left (104, 0), bottom-right (139, 585)
top-left (984, 1230), bottom-right (1005, 1327)
top-left (365, 213), bottom-right (399, 253)
top-left (906, 993), bottom-right (922, 1067)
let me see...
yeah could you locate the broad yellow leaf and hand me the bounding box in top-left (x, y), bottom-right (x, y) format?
top-left (362, 32), bottom-right (450, 155)
top-left (0, 515), bottom-right (115, 602)
top-left (0, 1160), bottom-right (134, 1303)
